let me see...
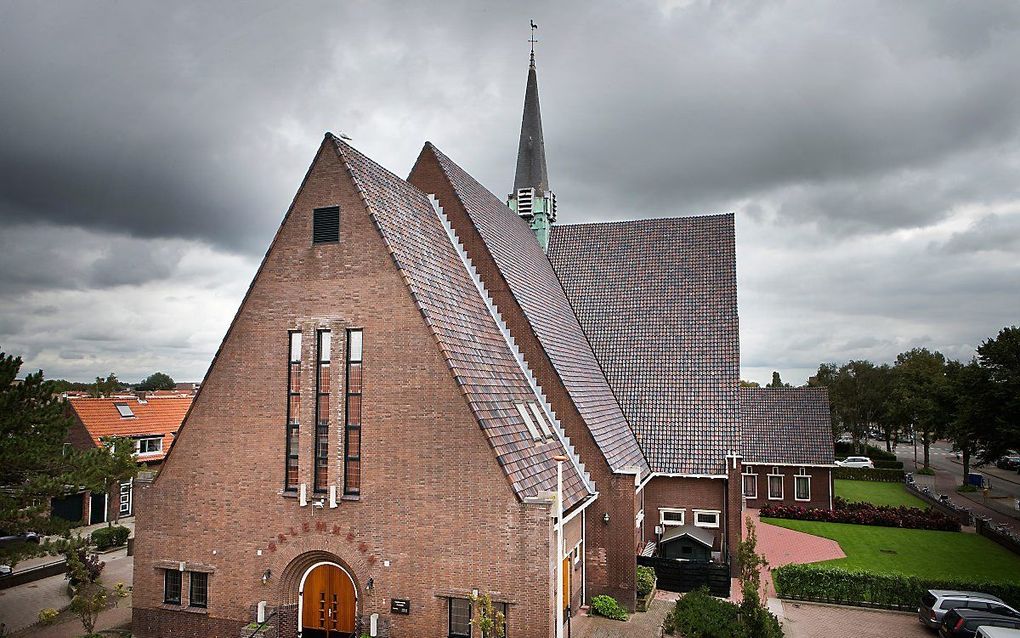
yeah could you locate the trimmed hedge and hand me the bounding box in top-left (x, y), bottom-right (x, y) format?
top-left (834, 467), bottom-right (904, 482)
top-left (873, 459), bottom-right (904, 470)
top-left (760, 498), bottom-right (960, 531)
top-left (774, 564), bottom-right (1020, 610)
top-left (835, 442), bottom-right (897, 461)
top-left (91, 525), bottom-right (130, 550)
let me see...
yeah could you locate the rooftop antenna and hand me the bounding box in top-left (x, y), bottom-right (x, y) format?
top-left (529, 19), bottom-right (538, 66)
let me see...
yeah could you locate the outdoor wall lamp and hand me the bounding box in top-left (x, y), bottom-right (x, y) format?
top-left (602, 512), bottom-right (610, 525)
top-left (262, 569), bottom-right (272, 585)
top-left (367, 578), bottom-right (374, 591)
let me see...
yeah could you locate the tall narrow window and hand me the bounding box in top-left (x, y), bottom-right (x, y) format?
top-left (189, 572), bottom-right (208, 608)
top-left (285, 331), bottom-right (302, 491)
top-left (314, 330), bottom-right (331, 493)
top-left (448, 597), bottom-right (471, 638)
top-left (163, 570), bottom-right (182, 605)
top-left (343, 329), bottom-right (363, 496)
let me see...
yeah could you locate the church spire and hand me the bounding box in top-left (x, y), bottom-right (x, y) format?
top-left (508, 20), bottom-right (556, 251)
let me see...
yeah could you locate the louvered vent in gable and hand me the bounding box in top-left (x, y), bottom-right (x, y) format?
top-left (516, 188), bottom-right (534, 217)
top-left (312, 206), bottom-right (340, 244)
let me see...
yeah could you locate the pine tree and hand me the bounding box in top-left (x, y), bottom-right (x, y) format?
top-left (0, 350), bottom-right (77, 566)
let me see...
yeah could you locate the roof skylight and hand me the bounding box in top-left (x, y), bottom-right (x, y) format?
top-left (114, 402), bottom-right (134, 418)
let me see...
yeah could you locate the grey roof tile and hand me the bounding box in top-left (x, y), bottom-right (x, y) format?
top-left (547, 216), bottom-right (740, 475)
top-left (419, 144), bottom-right (650, 477)
top-left (739, 387), bottom-right (835, 465)
top-left (333, 135), bottom-right (591, 508)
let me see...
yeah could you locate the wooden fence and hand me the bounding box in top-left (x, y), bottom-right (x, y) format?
top-left (636, 556), bottom-right (730, 597)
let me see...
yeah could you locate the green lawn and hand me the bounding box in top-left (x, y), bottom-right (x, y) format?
top-left (762, 518), bottom-right (1020, 582)
top-left (835, 479), bottom-right (928, 508)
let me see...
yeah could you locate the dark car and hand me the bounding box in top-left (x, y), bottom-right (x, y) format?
top-left (940, 609), bottom-right (1020, 638)
top-left (996, 454), bottom-right (1020, 471)
top-left (0, 530), bottom-right (41, 547)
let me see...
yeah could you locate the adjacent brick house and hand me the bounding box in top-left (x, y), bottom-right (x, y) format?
top-left (57, 396), bottom-right (190, 524)
top-left (739, 387), bottom-right (836, 510)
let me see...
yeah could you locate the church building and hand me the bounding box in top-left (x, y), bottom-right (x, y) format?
top-left (132, 46), bottom-right (833, 638)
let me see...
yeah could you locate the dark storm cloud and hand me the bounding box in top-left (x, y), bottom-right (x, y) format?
top-left (1, 0), bottom-right (1019, 382)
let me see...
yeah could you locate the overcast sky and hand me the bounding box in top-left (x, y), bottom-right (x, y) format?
top-left (1, 0), bottom-right (1019, 386)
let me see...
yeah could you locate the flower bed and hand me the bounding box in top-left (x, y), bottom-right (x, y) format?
top-left (759, 497), bottom-right (960, 532)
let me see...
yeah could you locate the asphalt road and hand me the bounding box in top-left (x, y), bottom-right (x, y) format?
top-left (885, 438), bottom-right (1020, 525)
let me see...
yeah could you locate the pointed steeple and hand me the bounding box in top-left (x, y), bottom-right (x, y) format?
top-left (514, 53), bottom-right (549, 193)
top-left (508, 22), bottom-right (556, 251)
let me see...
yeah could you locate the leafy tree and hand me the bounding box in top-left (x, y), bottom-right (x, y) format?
top-left (70, 582), bottom-right (110, 636)
top-left (890, 348), bottom-right (949, 470)
top-left (976, 326), bottom-right (1020, 462)
top-left (739, 379), bottom-right (760, 388)
top-left (946, 359), bottom-right (994, 484)
top-left (92, 373), bottom-right (124, 397)
top-left (470, 592), bottom-right (506, 638)
top-left (766, 371), bottom-right (790, 388)
top-left (811, 360), bottom-right (891, 453)
top-left (0, 350), bottom-right (79, 567)
top-left (736, 518), bottom-right (782, 638)
top-left (77, 437), bottom-right (143, 525)
top-left (137, 371), bottom-right (176, 391)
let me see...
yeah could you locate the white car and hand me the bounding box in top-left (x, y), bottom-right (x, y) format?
top-left (836, 456), bottom-right (874, 469)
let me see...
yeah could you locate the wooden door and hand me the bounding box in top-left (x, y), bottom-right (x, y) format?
top-left (562, 557), bottom-right (571, 612)
top-left (302, 564), bottom-right (356, 637)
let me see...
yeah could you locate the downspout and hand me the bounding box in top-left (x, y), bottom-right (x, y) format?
top-left (555, 456), bottom-right (565, 638)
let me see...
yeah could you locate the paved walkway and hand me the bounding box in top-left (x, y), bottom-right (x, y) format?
top-left (573, 599), bottom-right (672, 638)
top-left (745, 509), bottom-right (845, 596)
top-left (781, 600), bottom-right (928, 638)
top-left (0, 547), bottom-right (132, 634)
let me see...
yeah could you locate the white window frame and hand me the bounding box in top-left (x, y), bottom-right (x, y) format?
top-left (693, 509), bottom-right (721, 529)
top-left (767, 471), bottom-right (784, 500)
top-left (135, 437), bottom-right (163, 456)
top-left (741, 469), bottom-right (758, 499)
top-left (794, 470), bottom-right (811, 502)
top-left (659, 508), bottom-right (685, 527)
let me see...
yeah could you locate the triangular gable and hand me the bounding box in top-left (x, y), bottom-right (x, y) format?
top-left (409, 143), bottom-right (650, 478)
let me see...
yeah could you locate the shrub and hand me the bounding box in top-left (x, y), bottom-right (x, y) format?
top-left (834, 467), bottom-right (905, 482)
top-left (773, 564), bottom-right (1020, 610)
top-left (636, 566), bottom-right (656, 597)
top-left (835, 443), bottom-right (897, 461)
top-left (663, 588), bottom-right (740, 637)
top-left (590, 595), bottom-right (628, 621)
top-left (90, 525), bottom-right (130, 550)
top-left (64, 546), bottom-right (104, 586)
top-left (916, 467), bottom-right (936, 476)
top-left (873, 459), bottom-right (904, 469)
top-left (38, 607), bottom-right (59, 625)
top-left (759, 498), bottom-right (960, 531)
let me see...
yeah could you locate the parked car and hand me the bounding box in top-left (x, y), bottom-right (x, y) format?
top-left (995, 452), bottom-right (1020, 471)
top-left (920, 590), bottom-right (1017, 629)
top-left (836, 456), bottom-right (875, 469)
top-left (977, 627), bottom-right (1020, 638)
top-left (0, 530), bottom-right (40, 547)
top-left (940, 609), bottom-right (1020, 638)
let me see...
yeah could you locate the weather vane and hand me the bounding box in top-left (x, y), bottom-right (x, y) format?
top-left (529, 19), bottom-right (538, 62)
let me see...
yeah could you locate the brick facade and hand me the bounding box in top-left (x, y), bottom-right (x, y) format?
top-left (741, 465), bottom-right (833, 510)
top-left (641, 475), bottom-right (740, 569)
top-left (132, 140), bottom-right (562, 637)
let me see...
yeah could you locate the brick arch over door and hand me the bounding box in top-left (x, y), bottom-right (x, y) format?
top-left (280, 549), bottom-right (365, 605)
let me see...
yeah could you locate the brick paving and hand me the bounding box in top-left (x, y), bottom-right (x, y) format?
top-left (573, 599), bottom-right (672, 638)
top-left (745, 509), bottom-right (845, 596)
top-left (781, 600), bottom-right (929, 638)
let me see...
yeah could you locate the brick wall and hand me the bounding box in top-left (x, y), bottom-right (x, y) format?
top-left (741, 465), bottom-right (833, 510)
top-left (132, 138), bottom-right (556, 638)
top-left (642, 475), bottom-right (738, 566)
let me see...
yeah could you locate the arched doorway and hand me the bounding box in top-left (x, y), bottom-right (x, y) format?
top-left (299, 562), bottom-right (357, 638)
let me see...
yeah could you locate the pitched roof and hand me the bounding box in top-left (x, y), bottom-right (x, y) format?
top-left (547, 215), bottom-right (740, 475)
top-left (513, 57), bottom-right (549, 193)
top-left (68, 396), bottom-right (191, 461)
top-left (331, 135), bottom-right (593, 509)
top-left (739, 387), bottom-right (835, 465)
top-left (412, 143), bottom-right (650, 478)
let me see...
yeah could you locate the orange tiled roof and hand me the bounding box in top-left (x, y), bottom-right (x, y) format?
top-left (68, 396), bottom-right (191, 461)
